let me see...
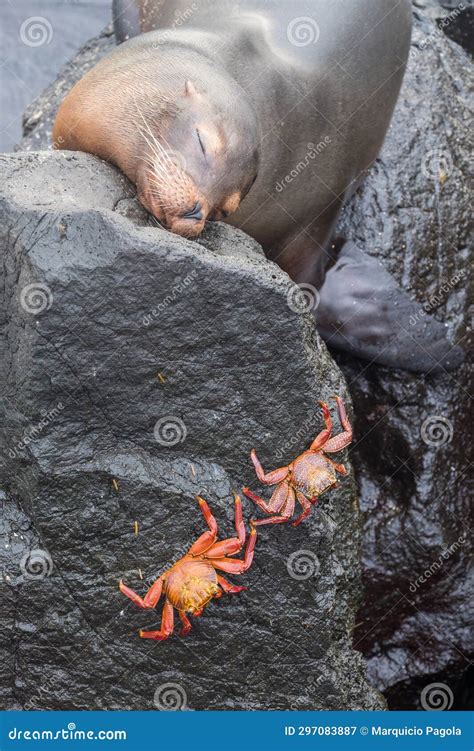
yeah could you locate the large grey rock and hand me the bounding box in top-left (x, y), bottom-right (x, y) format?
top-left (335, 7), bottom-right (473, 709)
top-left (0, 150), bottom-right (383, 711)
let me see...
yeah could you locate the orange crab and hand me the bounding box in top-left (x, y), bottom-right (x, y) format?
top-left (119, 495), bottom-right (257, 640)
top-left (243, 396), bottom-right (352, 527)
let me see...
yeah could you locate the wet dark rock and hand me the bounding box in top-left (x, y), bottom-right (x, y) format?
top-left (12, 4), bottom-right (473, 710)
top-left (336, 7), bottom-right (472, 710)
top-left (0, 150), bottom-right (383, 711)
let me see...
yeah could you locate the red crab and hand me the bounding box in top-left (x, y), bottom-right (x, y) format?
top-left (243, 396), bottom-right (352, 527)
top-left (119, 495), bottom-right (257, 640)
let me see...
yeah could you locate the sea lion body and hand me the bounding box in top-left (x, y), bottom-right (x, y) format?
top-left (53, 0), bottom-right (463, 372)
top-left (110, 0), bottom-right (412, 285)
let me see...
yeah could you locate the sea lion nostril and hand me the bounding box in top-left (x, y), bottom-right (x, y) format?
top-left (182, 202), bottom-right (203, 221)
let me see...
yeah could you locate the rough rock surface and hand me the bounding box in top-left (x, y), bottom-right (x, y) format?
top-left (335, 6), bottom-right (473, 709)
top-left (413, 0), bottom-right (474, 55)
top-left (0, 150), bottom-right (383, 711)
top-left (12, 4), bottom-right (473, 710)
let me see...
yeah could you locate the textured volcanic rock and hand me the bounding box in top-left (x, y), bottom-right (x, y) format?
top-left (0, 150), bottom-right (383, 711)
top-left (335, 8), bottom-right (473, 710)
top-left (414, 0), bottom-right (474, 55)
top-left (13, 5), bottom-right (473, 710)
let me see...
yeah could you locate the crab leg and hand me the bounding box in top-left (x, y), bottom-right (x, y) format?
top-left (310, 401), bottom-right (333, 450)
top-left (244, 483), bottom-right (296, 525)
top-left (119, 575), bottom-right (164, 609)
top-left (140, 599), bottom-right (174, 640)
top-left (217, 574), bottom-right (247, 594)
top-left (188, 497), bottom-right (218, 555)
top-left (324, 456), bottom-right (347, 474)
top-left (249, 449), bottom-right (289, 485)
top-left (178, 611), bottom-right (192, 637)
top-left (291, 491), bottom-right (314, 527)
top-left (243, 481), bottom-right (290, 514)
top-left (204, 495), bottom-right (246, 558)
top-left (212, 527), bottom-right (257, 573)
top-left (323, 397), bottom-right (352, 453)
top-left (250, 487), bottom-right (296, 526)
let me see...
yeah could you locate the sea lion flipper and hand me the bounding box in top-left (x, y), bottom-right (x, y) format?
top-left (316, 243), bottom-right (464, 373)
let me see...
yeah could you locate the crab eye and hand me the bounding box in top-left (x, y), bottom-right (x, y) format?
top-left (196, 128), bottom-right (206, 156)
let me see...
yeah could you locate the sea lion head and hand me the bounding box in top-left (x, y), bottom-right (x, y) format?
top-left (54, 43), bottom-right (260, 238)
top-left (132, 63), bottom-right (260, 237)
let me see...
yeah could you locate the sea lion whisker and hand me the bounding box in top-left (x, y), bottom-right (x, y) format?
top-left (135, 114), bottom-right (177, 172)
top-left (133, 100), bottom-right (175, 170)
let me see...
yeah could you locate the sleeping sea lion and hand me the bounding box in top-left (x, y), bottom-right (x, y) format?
top-left (53, 0), bottom-right (463, 372)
